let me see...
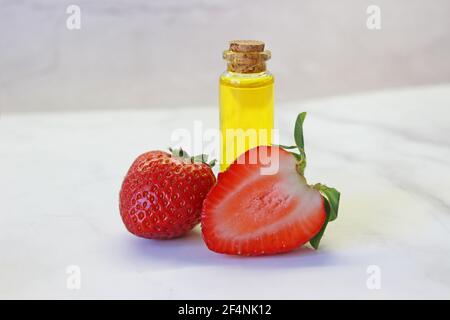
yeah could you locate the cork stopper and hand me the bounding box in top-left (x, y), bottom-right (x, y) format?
top-left (229, 40), bottom-right (265, 53)
top-left (224, 40), bottom-right (271, 73)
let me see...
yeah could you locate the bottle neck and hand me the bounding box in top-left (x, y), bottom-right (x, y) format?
top-left (222, 70), bottom-right (272, 79)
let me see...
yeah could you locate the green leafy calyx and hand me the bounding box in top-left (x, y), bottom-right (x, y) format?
top-left (309, 185), bottom-right (340, 249)
top-left (168, 147), bottom-right (216, 167)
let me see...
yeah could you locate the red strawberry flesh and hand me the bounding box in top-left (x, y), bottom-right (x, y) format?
top-left (202, 146), bottom-right (326, 256)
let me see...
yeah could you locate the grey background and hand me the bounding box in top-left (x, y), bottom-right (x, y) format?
top-left (1, 0), bottom-right (449, 113)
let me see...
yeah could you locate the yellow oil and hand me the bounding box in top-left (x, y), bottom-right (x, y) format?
top-left (219, 71), bottom-right (274, 171)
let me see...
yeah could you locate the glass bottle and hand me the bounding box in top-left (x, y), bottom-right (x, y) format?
top-left (219, 40), bottom-right (274, 171)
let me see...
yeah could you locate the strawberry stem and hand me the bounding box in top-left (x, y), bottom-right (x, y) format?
top-left (278, 112), bottom-right (308, 175)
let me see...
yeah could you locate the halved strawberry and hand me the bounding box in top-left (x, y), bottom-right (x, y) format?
top-left (201, 112), bottom-right (340, 256)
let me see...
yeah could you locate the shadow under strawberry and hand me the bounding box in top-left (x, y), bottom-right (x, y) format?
top-left (119, 228), bottom-right (345, 270)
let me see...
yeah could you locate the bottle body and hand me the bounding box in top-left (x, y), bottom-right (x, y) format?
top-left (219, 70), bottom-right (274, 171)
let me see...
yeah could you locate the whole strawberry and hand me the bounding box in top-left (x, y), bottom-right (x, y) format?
top-left (120, 148), bottom-right (216, 239)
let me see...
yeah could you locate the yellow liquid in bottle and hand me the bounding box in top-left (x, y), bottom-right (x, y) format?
top-left (219, 71), bottom-right (274, 171)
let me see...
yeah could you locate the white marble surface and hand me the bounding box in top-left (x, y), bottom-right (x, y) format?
top-left (1, 85), bottom-right (450, 299)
